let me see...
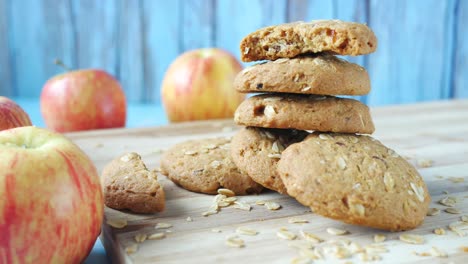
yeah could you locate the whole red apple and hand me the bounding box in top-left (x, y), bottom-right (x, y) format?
top-left (161, 48), bottom-right (245, 122)
top-left (41, 69), bottom-right (126, 132)
top-left (0, 96), bottom-right (32, 130)
top-left (0, 126), bottom-right (103, 264)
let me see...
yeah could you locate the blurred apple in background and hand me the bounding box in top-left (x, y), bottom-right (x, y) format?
top-left (161, 48), bottom-right (245, 122)
top-left (0, 96), bottom-right (32, 131)
top-left (41, 65), bottom-right (126, 132)
top-left (0, 126), bottom-right (103, 263)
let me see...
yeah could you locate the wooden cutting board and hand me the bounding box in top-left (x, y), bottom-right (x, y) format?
top-left (68, 100), bottom-right (468, 264)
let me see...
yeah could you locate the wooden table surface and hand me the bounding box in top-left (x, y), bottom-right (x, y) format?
top-left (69, 99), bottom-right (468, 264)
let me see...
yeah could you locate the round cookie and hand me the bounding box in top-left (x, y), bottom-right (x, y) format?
top-left (234, 55), bottom-right (370, 96)
top-left (231, 127), bottom-right (309, 194)
top-left (277, 133), bottom-right (430, 231)
top-left (101, 152), bottom-right (165, 214)
top-left (241, 20), bottom-right (377, 62)
top-left (234, 94), bottom-right (375, 134)
top-left (160, 138), bottom-right (263, 195)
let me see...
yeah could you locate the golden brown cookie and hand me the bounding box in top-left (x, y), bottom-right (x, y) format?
top-left (234, 55), bottom-right (370, 95)
top-left (231, 127), bottom-right (309, 194)
top-left (278, 133), bottom-right (430, 231)
top-left (240, 20), bottom-right (377, 62)
top-left (234, 94), bottom-right (375, 134)
top-left (160, 138), bottom-right (263, 195)
top-left (101, 152), bottom-right (165, 214)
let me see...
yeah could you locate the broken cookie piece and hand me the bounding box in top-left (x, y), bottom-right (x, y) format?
top-left (101, 152), bottom-right (165, 214)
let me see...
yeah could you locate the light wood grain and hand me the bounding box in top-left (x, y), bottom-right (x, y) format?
top-left (67, 100), bottom-right (468, 263)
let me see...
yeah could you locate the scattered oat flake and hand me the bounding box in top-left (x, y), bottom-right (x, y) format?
top-left (434, 228), bottom-right (446, 235)
top-left (255, 200), bottom-right (266, 205)
top-left (365, 244), bottom-right (388, 254)
top-left (186, 217), bottom-right (193, 222)
top-left (373, 234), bottom-right (386, 243)
top-left (439, 196), bottom-right (456, 207)
top-left (417, 159), bottom-right (433, 168)
top-left (134, 233), bottom-right (147, 243)
top-left (427, 208), bottom-right (441, 216)
top-left (413, 251), bottom-right (431, 257)
top-left (233, 201), bottom-right (251, 211)
top-left (446, 208), bottom-right (461, 214)
top-left (211, 228), bottom-right (222, 233)
top-left (95, 143), bottom-right (104, 148)
top-left (265, 201), bottom-right (281, 210)
top-left (202, 210), bottom-right (218, 217)
top-left (448, 177), bottom-right (465, 183)
top-left (226, 236), bottom-right (244, 248)
top-left (148, 232), bottom-right (165, 240)
top-left (291, 256), bottom-right (312, 264)
top-left (399, 234), bottom-right (425, 244)
top-left (217, 188), bottom-right (235, 197)
top-left (236, 227), bottom-right (258, 236)
top-left (430, 246), bottom-right (448, 258)
top-left (125, 244), bottom-right (138, 254)
top-left (461, 215), bottom-right (468, 222)
top-left (288, 240), bottom-right (315, 250)
top-left (326, 227), bottom-right (349, 236)
top-left (300, 230), bottom-right (323, 243)
top-left (358, 253), bottom-right (381, 261)
top-left (277, 229), bottom-right (297, 240)
top-left (288, 217), bottom-right (309, 224)
top-left (106, 219), bottom-right (127, 229)
top-left (223, 197), bottom-right (237, 203)
top-left (155, 223), bottom-right (172, 229)
top-left (449, 221), bottom-right (468, 237)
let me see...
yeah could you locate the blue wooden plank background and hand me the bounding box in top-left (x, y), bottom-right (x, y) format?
top-left (0, 0), bottom-right (466, 107)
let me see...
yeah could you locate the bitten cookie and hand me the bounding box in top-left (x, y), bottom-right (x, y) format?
top-left (101, 152), bottom-right (165, 214)
top-left (160, 138), bottom-right (263, 195)
top-left (241, 20), bottom-right (377, 62)
top-left (234, 94), bottom-right (375, 134)
top-left (235, 55), bottom-right (370, 95)
top-left (231, 127), bottom-right (309, 194)
top-left (278, 133), bottom-right (430, 231)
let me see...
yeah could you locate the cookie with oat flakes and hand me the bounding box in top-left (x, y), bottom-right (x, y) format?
top-left (240, 20), bottom-right (377, 62)
top-left (101, 152), bottom-right (165, 214)
top-left (231, 127), bottom-right (309, 194)
top-left (234, 94), bottom-right (374, 134)
top-left (160, 138), bottom-right (263, 195)
top-left (235, 55), bottom-right (370, 95)
top-left (278, 133), bottom-right (430, 231)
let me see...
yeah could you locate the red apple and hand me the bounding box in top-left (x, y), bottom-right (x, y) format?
top-left (41, 69), bottom-right (126, 132)
top-left (161, 48), bottom-right (245, 122)
top-left (0, 126), bottom-right (103, 263)
top-left (0, 96), bottom-right (32, 130)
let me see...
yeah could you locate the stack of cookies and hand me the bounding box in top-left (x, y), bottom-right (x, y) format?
top-left (231, 20), bottom-right (431, 231)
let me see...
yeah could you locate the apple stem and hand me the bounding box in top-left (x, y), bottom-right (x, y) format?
top-left (54, 59), bottom-right (72, 72)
